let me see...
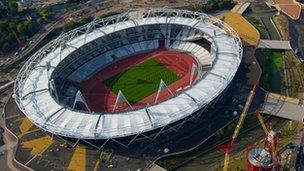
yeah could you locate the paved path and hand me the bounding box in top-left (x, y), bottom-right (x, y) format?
top-left (231, 2), bottom-right (250, 14)
top-left (261, 92), bottom-right (304, 121)
top-left (0, 117), bottom-right (21, 171)
top-left (149, 164), bottom-right (167, 171)
top-left (0, 81), bottom-right (14, 94)
top-left (257, 39), bottom-right (292, 50)
top-left (1, 106), bottom-right (32, 171)
top-left (237, 2), bottom-right (251, 14)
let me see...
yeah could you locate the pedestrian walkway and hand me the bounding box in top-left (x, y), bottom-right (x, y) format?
top-left (262, 92), bottom-right (304, 121)
top-left (231, 2), bottom-right (250, 14)
top-left (257, 39), bottom-right (292, 50)
top-left (149, 164), bottom-right (167, 171)
top-left (0, 81), bottom-right (14, 93)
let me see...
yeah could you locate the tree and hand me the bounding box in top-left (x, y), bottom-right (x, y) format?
top-left (79, 16), bottom-right (94, 25)
top-left (2, 42), bottom-right (11, 52)
top-left (24, 21), bottom-right (35, 37)
top-left (0, 6), bottom-right (8, 18)
top-left (64, 17), bottom-right (93, 31)
top-left (39, 9), bottom-right (51, 20)
top-left (0, 36), bottom-right (4, 50)
top-left (192, 0), bottom-right (234, 12)
top-left (67, 0), bottom-right (83, 3)
top-left (17, 22), bottom-right (27, 36)
top-left (64, 20), bottom-right (77, 31)
top-left (8, 1), bottom-right (18, 14)
top-left (0, 21), bottom-right (9, 32)
top-left (16, 21), bottom-right (35, 37)
top-left (8, 18), bottom-right (19, 31)
top-left (5, 33), bottom-right (16, 45)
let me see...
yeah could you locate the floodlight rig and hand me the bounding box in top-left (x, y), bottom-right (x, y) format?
top-left (154, 79), bottom-right (174, 104)
top-left (73, 90), bottom-right (91, 113)
top-left (189, 63), bottom-right (198, 86)
top-left (112, 90), bottom-right (133, 112)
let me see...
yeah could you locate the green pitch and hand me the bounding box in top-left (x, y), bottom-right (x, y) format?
top-left (103, 58), bottom-right (180, 104)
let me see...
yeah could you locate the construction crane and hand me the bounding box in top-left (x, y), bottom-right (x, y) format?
top-left (222, 88), bottom-right (281, 171)
top-left (256, 111), bottom-right (280, 170)
top-left (222, 83), bottom-right (258, 171)
top-left (256, 111), bottom-right (269, 135)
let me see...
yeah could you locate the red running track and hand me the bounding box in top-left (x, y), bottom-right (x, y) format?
top-left (81, 46), bottom-right (198, 113)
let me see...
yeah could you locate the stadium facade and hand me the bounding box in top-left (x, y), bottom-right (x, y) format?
top-left (13, 9), bottom-right (243, 144)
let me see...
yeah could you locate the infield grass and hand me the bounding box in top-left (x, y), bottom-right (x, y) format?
top-left (103, 58), bottom-right (180, 104)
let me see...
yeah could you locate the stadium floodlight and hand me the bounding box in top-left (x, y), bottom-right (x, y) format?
top-left (46, 61), bottom-right (51, 79)
top-left (154, 79), bottom-right (173, 104)
top-left (73, 90), bottom-right (91, 113)
top-left (112, 90), bottom-right (133, 112)
top-left (49, 79), bottom-right (58, 101)
top-left (190, 63), bottom-right (198, 86)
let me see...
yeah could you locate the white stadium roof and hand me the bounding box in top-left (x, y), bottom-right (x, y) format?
top-left (14, 9), bottom-right (242, 139)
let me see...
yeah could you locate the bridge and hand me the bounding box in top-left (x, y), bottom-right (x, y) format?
top-left (257, 39), bottom-right (292, 50)
top-left (231, 2), bottom-right (251, 14)
top-left (261, 92), bottom-right (304, 121)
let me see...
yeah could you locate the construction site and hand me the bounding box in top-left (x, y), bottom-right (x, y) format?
top-left (0, 1), bottom-right (303, 171)
top-left (156, 1), bottom-right (304, 171)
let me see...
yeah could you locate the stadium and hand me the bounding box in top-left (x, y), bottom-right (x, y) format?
top-left (13, 8), bottom-right (242, 143)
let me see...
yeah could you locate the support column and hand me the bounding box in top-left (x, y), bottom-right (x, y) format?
top-left (73, 90), bottom-right (91, 113)
top-left (189, 63), bottom-right (198, 86)
top-left (154, 79), bottom-right (173, 104)
top-left (49, 79), bottom-right (58, 101)
top-left (46, 61), bottom-right (51, 79)
top-left (112, 90), bottom-right (133, 112)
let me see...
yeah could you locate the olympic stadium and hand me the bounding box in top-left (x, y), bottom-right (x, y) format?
top-left (13, 8), bottom-right (243, 143)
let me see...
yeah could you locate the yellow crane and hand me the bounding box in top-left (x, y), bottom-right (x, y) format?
top-left (256, 111), bottom-right (269, 135)
top-left (222, 84), bottom-right (281, 171)
top-left (223, 83), bottom-right (258, 171)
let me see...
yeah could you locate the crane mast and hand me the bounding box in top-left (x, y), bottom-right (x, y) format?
top-left (223, 83), bottom-right (258, 171)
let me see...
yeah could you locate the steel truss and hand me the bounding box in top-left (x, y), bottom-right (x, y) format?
top-left (48, 103), bottom-right (209, 150)
top-left (13, 8), bottom-right (243, 142)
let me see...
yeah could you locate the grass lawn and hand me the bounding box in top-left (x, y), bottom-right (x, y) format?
top-left (284, 51), bottom-right (304, 97)
top-left (255, 49), bottom-right (284, 93)
top-left (103, 58), bottom-right (180, 104)
top-left (273, 15), bottom-right (289, 40)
